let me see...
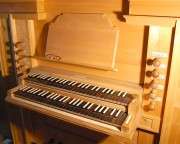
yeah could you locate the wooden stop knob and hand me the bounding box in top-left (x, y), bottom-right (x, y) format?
top-left (149, 90), bottom-right (157, 99)
top-left (148, 101), bottom-right (156, 111)
top-left (152, 69), bottom-right (159, 78)
top-left (150, 79), bottom-right (159, 89)
top-left (15, 41), bottom-right (26, 48)
top-left (16, 50), bottom-right (25, 56)
top-left (16, 58), bottom-right (24, 64)
top-left (152, 58), bottom-right (161, 67)
top-left (17, 65), bottom-right (27, 72)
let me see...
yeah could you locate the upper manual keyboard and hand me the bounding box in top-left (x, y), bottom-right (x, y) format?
top-left (24, 72), bottom-right (134, 107)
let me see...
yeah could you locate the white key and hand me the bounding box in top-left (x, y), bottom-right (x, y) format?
top-left (122, 92), bottom-right (127, 97)
top-left (115, 109), bottom-right (122, 117)
top-left (42, 75), bottom-right (48, 79)
top-left (51, 77), bottom-right (58, 81)
top-left (48, 93), bottom-right (55, 99)
top-left (22, 86), bottom-right (30, 91)
top-left (41, 91), bottom-right (49, 96)
top-left (47, 77), bottom-right (54, 81)
top-left (68, 81), bottom-right (74, 85)
top-left (81, 84), bottom-right (88, 88)
top-left (91, 86), bottom-right (97, 91)
top-left (29, 73), bottom-right (37, 77)
top-left (38, 90), bottom-right (46, 96)
top-left (41, 74), bottom-right (48, 79)
top-left (99, 106), bottom-right (105, 113)
top-left (87, 103), bottom-right (94, 109)
top-left (37, 74), bottom-right (44, 78)
top-left (34, 73), bottom-right (40, 77)
top-left (76, 100), bottom-right (84, 106)
top-left (30, 88), bottom-right (38, 93)
top-left (79, 83), bottom-right (85, 88)
top-left (33, 89), bottom-right (41, 94)
top-left (41, 91), bottom-right (49, 97)
top-left (31, 73), bottom-right (39, 77)
top-left (27, 88), bottom-right (34, 93)
top-left (83, 102), bottom-right (90, 109)
top-left (59, 96), bottom-right (66, 102)
top-left (63, 97), bottom-right (70, 103)
top-left (110, 108), bottom-right (116, 116)
top-left (94, 105), bottom-right (101, 111)
top-left (46, 93), bottom-right (54, 98)
top-left (72, 82), bottom-right (77, 86)
top-left (78, 83), bottom-right (84, 88)
top-left (69, 98), bottom-right (77, 104)
top-left (39, 74), bottom-right (46, 79)
top-left (59, 79), bottom-right (65, 84)
top-left (36, 74), bottom-right (42, 78)
top-left (50, 93), bottom-right (58, 99)
top-left (103, 107), bottom-right (109, 114)
top-left (85, 84), bottom-right (91, 89)
top-left (41, 75), bottom-right (48, 79)
top-left (53, 94), bottom-right (61, 100)
top-left (19, 86), bottom-right (28, 91)
top-left (110, 90), bottom-right (115, 95)
top-left (125, 115), bottom-right (132, 124)
top-left (81, 83), bottom-right (88, 89)
top-left (118, 91), bottom-right (122, 96)
top-left (106, 89), bottom-right (111, 94)
top-left (63, 80), bottom-right (68, 84)
top-left (95, 87), bottom-right (101, 92)
top-left (73, 99), bottom-right (80, 105)
top-left (55, 79), bottom-right (62, 83)
top-left (102, 88), bottom-right (107, 93)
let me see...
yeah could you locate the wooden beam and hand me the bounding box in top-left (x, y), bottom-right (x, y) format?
top-left (124, 15), bottom-right (176, 27)
top-left (0, 13), bottom-right (46, 20)
top-left (0, 0), bottom-right (44, 13)
top-left (129, 0), bottom-right (180, 17)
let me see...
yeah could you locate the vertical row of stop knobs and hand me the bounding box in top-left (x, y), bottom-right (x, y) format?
top-left (148, 58), bottom-right (161, 111)
top-left (14, 41), bottom-right (28, 72)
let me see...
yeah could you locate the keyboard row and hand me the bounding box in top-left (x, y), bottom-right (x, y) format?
top-left (24, 72), bottom-right (133, 106)
top-left (14, 86), bottom-right (129, 128)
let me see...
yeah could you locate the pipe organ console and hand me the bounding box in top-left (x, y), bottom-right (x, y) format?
top-left (1, 0), bottom-right (180, 144)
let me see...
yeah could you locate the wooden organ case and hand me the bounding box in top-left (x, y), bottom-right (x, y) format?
top-left (1, 0), bottom-right (180, 144)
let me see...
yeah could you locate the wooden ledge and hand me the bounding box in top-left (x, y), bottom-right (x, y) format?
top-left (124, 15), bottom-right (177, 27)
top-left (0, 13), bottom-right (46, 20)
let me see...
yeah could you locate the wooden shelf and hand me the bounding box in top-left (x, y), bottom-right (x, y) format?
top-left (33, 56), bottom-right (119, 71)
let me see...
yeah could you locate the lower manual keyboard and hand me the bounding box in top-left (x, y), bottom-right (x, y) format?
top-left (13, 86), bottom-right (128, 128)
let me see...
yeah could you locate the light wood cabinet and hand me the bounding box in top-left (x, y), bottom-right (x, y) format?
top-left (0, 1), bottom-right (180, 144)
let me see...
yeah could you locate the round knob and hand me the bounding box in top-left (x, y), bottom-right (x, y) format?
top-left (148, 101), bottom-right (156, 111)
top-left (149, 90), bottom-right (157, 99)
top-left (150, 79), bottom-right (159, 89)
top-left (151, 69), bottom-right (159, 78)
top-left (152, 58), bottom-right (161, 67)
top-left (15, 42), bottom-right (26, 48)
